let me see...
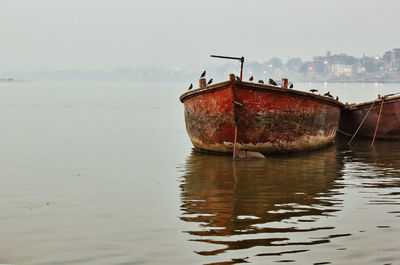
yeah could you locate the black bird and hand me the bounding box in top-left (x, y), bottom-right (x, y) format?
top-left (188, 83), bottom-right (193, 90)
top-left (258, 80), bottom-right (264, 84)
top-left (336, 96), bottom-right (339, 101)
top-left (289, 83), bottom-right (293, 89)
top-left (207, 78), bottom-right (213, 85)
top-left (324, 91), bottom-right (333, 98)
top-left (269, 78), bottom-right (277, 86)
top-left (309, 89), bottom-right (318, 93)
top-left (200, 70), bottom-right (206, 78)
top-left (249, 76), bottom-right (254, 81)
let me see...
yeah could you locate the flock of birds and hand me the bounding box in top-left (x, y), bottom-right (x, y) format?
top-left (187, 71), bottom-right (339, 101)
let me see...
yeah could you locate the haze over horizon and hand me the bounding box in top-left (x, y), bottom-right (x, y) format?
top-left (1, 0), bottom-right (399, 72)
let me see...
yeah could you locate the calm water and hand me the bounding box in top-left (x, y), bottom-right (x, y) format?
top-left (0, 81), bottom-right (399, 265)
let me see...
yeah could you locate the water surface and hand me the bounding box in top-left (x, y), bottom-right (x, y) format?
top-left (0, 81), bottom-right (399, 264)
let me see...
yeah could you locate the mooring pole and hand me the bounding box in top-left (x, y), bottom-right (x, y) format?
top-left (229, 74), bottom-right (239, 159)
top-left (211, 55), bottom-right (245, 80)
top-left (371, 97), bottom-right (385, 147)
top-left (233, 126), bottom-right (238, 159)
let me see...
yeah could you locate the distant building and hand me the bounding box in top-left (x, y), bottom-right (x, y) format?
top-left (330, 64), bottom-right (353, 77)
top-left (355, 65), bottom-right (366, 74)
top-left (392, 48), bottom-right (400, 71)
top-left (306, 54), bottom-right (330, 74)
top-left (326, 51), bottom-right (331, 57)
top-left (382, 48), bottom-right (400, 72)
top-left (383, 51), bottom-right (392, 71)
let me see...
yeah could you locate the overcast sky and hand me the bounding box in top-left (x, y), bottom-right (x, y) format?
top-left (1, 0), bottom-right (399, 71)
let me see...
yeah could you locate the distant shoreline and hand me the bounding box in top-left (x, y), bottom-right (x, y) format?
top-left (0, 78), bottom-right (14, 82)
top-left (1, 76), bottom-right (400, 84)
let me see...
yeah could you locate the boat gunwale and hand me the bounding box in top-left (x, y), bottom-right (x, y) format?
top-left (345, 95), bottom-right (400, 111)
top-left (179, 81), bottom-right (231, 102)
top-left (179, 80), bottom-right (345, 108)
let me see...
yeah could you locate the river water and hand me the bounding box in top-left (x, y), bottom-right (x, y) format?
top-left (0, 81), bottom-right (399, 265)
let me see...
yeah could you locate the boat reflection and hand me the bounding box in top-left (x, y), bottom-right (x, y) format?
top-left (179, 145), bottom-right (345, 261)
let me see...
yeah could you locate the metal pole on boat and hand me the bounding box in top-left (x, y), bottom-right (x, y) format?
top-left (239, 56), bottom-right (244, 81)
top-left (210, 55), bottom-right (245, 80)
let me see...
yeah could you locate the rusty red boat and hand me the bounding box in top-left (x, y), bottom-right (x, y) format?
top-left (339, 94), bottom-right (400, 140)
top-left (179, 74), bottom-right (344, 155)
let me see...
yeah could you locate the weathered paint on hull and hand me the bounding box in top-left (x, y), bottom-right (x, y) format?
top-left (180, 80), bottom-right (343, 154)
top-left (339, 96), bottom-right (400, 139)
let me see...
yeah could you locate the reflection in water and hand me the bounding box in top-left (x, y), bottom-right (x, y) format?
top-left (338, 136), bottom-right (400, 202)
top-left (179, 138), bottom-right (400, 264)
top-left (179, 145), bottom-right (346, 263)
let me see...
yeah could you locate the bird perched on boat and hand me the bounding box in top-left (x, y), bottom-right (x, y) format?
top-left (289, 83), bottom-right (293, 89)
top-left (249, 76), bottom-right (254, 81)
top-left (188, 83), bottom-right (193, 90)
top-left (324, 91), bottom-right (333, 98)
top-left (336, 96), bottom-right (339, 101)
top-left (309, 89), bottom-right (318, 93)
top-left (258, 80), bottom-right (264, 84)
top-left (200, 70), bottom-right (206, 78)
top-left (269, 78), bottom-right (277, 86)
top-left (207, 78), bottom-right (213, 85)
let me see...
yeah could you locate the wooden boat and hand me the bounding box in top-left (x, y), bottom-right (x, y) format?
top-left (339, 95), bottom-right (400, 140)
top-left (179, 74), bottom-right (344, 154)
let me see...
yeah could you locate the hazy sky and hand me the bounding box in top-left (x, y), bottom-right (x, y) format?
top-left (1, 0), bottom-right (399, 71)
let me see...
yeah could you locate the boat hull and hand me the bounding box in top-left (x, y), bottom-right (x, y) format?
top-left (339, 96), bottom-right (400, 139)
top-left (180, 79), bottom-right (342, 154)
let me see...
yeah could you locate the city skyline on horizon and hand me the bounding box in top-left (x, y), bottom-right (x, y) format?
top-left (1, 47), bottom-right (399, 73)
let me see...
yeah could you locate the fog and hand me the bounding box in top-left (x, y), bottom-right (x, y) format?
top-left (1, 0), bottom-right (399, 71)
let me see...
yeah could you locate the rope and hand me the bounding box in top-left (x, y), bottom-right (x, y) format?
top-left (337, 129), bottom-right (352, 137)
top-left (384, 91), bottom-right (400, 97)
top-left (348, 100), bottom-right (377, 145)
